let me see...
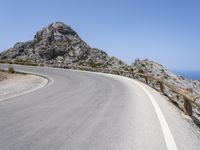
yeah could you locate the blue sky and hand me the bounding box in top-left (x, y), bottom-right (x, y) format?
top-left (0, 0), bottom-right (200, 70)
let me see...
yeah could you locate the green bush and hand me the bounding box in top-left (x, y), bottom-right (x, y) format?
top-left (7, 66), bottom-right (15, 74)
top-left (88, 62), bottom-right (101, 68)
top-left (138, 69), bottom-right (145, 74)
top-left (129, 68), bottom-right (134, 72)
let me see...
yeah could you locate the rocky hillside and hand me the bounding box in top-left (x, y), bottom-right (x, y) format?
top-left (0, 22), bottom-right (126, 69)
top-left (132, 59), bottom-right (200, 121)
top-left (132, 59), bottom-right (200, 96)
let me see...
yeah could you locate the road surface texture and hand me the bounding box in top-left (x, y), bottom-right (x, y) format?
top-left (0, 64), bottom-right (200, 150)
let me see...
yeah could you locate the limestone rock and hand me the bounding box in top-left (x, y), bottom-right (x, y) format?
top-left (132, 59), bottom-right (200, 120)
top-left (0, 22), bottom-right (125, 69)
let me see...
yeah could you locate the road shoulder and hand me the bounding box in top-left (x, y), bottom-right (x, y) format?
top-left (0, 72), bottom-right (48, 101)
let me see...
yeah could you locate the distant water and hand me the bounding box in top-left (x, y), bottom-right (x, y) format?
top-left (174, 70), bottom-right (200, 80)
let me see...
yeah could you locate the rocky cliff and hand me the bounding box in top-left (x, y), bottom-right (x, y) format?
top-left (132, 59), bottom-right (200, 122)
top-left (0, 22), bottom-right (126, 69)
top-left (132, 59), bottom-right (200, 95)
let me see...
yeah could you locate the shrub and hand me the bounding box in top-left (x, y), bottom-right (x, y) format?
top-left (8, 66), bottom-right (15, 74)
top-left (88, 62), bottom-right (101, 68)
top-left (138, 69), bottom-right (145, 74)
top-left (129, 68), bottom-right (134, 72)
top-left (0, 59), bottom-right (38, 66)
top-left (0, 60), bottom-right (13, 64)
top-left (141, 63), bottom-right (146, 67)
top-left (161, 69), bottom-right (165, 73)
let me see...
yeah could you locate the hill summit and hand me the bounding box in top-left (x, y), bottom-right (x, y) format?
top-left (0, 22), bottom-right (126, 68)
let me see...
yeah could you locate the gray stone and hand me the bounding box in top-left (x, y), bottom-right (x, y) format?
top-left (0, 22), bottom-right (125, 69)
top-left (131, 59), bottom-right (200, 120)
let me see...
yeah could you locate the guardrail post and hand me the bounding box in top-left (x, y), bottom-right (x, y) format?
top-left (132, 73), bottom-right (135, 79)
top-left (183, 98), bottom-right (192, 116)
top-left (144, 77), bottom-right (148, 84)
top-left (159, 82), bottom-right (164, 94)
top-left (183, 88), bottom-right (193, 116)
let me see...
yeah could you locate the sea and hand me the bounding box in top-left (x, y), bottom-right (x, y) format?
top-left (174, 70), bottom-right (200, 80)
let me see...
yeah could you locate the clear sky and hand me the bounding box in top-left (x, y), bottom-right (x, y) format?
top-left (0, 0), bottom-right (199, 70)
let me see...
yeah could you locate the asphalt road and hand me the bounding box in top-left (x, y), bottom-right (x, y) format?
top-left (0, 64), bottom-right (200, 150)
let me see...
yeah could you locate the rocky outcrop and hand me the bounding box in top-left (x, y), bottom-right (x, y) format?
top-left (132, 59), bottom-right (200, 96)
top-left (0, 22), bottom-right (126, 69)
top-left (132, 59), bottom-right (200, 122)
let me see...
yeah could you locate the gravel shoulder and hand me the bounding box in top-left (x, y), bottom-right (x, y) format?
top-left (0, 71), bottom-right (48, 101)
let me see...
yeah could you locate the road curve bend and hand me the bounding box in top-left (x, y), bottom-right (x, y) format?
top-left (0, 64), bottom-right (200, 150)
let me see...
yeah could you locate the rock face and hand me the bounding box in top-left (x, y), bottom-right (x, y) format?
top-left (132, 59), bottom-right (200, 121)
top-left (132, 59), bottom-right (200, 96)
top-left (0, 22), bottom-right (126, 69)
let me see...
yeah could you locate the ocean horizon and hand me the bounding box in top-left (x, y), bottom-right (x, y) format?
top-left (174, 70), bottom-right (200, 80)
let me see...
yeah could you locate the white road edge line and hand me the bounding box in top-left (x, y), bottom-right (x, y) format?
top-left (131, 80), bottom-right (178, 150)
top-left (47, 68), bottom-right (178, 149)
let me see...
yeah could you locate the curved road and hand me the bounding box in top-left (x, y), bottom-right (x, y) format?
top-left (0, 64), bottom-right (200, 150)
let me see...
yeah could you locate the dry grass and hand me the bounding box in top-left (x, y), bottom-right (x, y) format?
top-left (0, 59), bottom-right (38, 66)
